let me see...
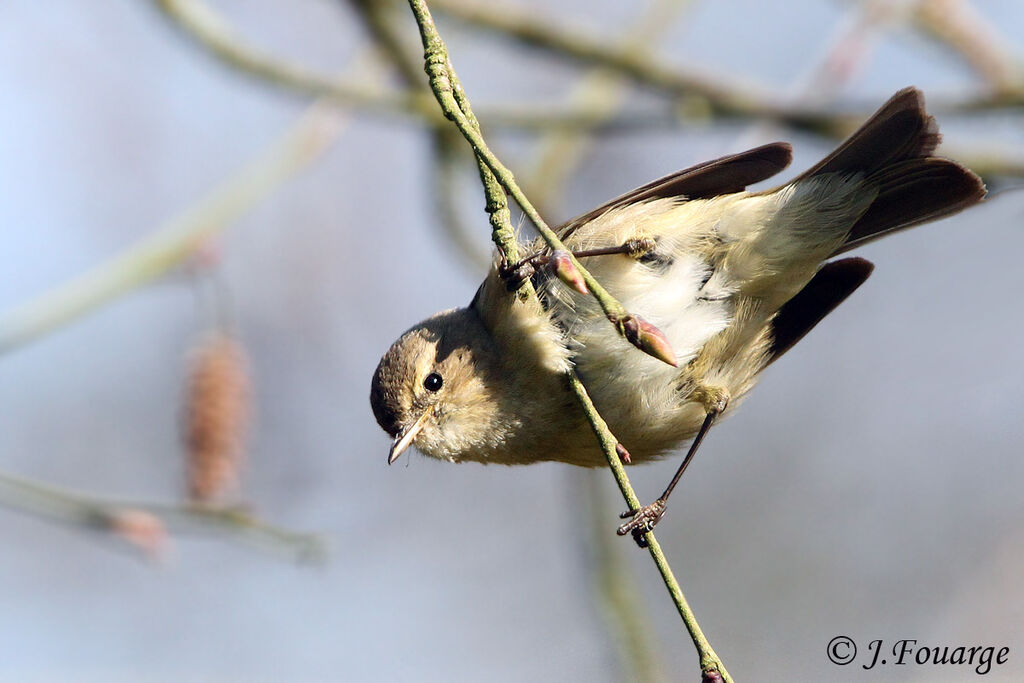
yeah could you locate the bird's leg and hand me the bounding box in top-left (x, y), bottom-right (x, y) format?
top-left (618, 387), bottom-right (729, 548)
top-left (498, 238), bottom-right (658, 291)
top-left (571, 237), bottom-right (657, 259)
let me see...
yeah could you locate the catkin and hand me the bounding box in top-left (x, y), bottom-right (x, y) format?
top-left (185, 332), bottom-right (249, 504)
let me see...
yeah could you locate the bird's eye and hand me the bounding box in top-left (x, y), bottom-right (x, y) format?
top-left (423, 372), bottom-right (443, 392)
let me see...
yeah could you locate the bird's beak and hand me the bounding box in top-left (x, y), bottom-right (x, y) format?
top-left (388, 408), bottom-right (432, 465)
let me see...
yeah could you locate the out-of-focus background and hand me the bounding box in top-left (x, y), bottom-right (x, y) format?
top-left (2, 1), bottom-right (1023, 681)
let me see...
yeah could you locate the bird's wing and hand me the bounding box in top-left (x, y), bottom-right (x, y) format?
top-left (556, 142), bottom-right (793, 242)
top-left (764, 257), bottom-right (874, 367)
top-left (782, 87), bottom-right (984, 256)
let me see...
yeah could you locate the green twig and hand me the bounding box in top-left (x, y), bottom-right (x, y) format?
top-left (430, 129), bottom-right (493, 270)
top-left (0, 469), bottom-right (325, 563)
top-left (528, 3), bottom-right (690, 680)
top-left (408, 0), bottom-right (633, 326)
top-left (405, 1), bottom-right (730, 680)
top-left (0, 104), bottom-right (344, 354)
top-left (566, 371), bottom-right (730, 682)
top-left (577, 471), bottom-right (665, 683)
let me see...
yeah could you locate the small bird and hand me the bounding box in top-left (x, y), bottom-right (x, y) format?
top-left (370, 87), bottom-right (985, 540)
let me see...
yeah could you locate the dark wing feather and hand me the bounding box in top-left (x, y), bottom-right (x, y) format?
top-left (785, 86), bottom-right (984, 256)
top-left (557, 142), bottom-right (793, 240)
top-left (794, 87), bottom-right (940, 181)
top-left (765, 257), bottom-right (874, 367)
top-left (834, 157), bottom-right (985, 255)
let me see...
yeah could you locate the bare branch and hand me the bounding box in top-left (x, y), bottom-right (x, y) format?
top-left (154, 0), bottom-right (428, 117)
top-left (0, 104), bottom-right (344, 354)
top-left (404, 1), bottom-right (731, 680)
top-left (0, 469), bottom-right (325, 563)
top-left (430, 0), bottom-right (1024, 126)
top-left (153, 0), bottom-right (681, 133)
top-left (913, 0), bottom-right (1024, 94)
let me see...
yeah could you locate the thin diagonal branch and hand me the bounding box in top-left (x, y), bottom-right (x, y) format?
top-left (566, 373), bottom-right (730, 682)
top-left (404, 1), bottom-right (731, 680)
top-left (577, 471), bottom-right (665, 683)
top-left (408, 2), bottom-right (641, 336)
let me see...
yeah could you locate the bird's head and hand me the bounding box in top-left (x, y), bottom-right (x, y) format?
top-left (370, 307), bottom-right (511, 464)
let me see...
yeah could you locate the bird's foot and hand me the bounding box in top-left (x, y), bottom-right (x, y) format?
top-left (498, 254), bottom-right (540, 292)
top-left (499, 251), bottom-right (588, 294)
top-left (617, 498), bottom-right (667, 548)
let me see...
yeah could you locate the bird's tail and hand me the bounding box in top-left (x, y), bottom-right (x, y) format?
top-left (794, 87), bottom-right (986, 255)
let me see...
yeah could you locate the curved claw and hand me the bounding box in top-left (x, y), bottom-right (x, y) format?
top-left (617, 499), bottom-right (667, 547)
top-left (498, 255), bottom-right (538, 291)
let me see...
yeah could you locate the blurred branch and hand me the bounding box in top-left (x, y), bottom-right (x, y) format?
top-left (577, 472), bottom-right (665, 683)
top-left (153, 0), bottom-right (681, 132)
top-left (948, 151), bottom-right (1024, 181)
top-left (0, 469), bottom-right (325, 563)
top-left (155, 0), bottom-right (1024, 182)
top-left (405, 1), bottom-right (731, 680)
top-left (430, 0), bottom-right (1024, 125)
top-left (346, 0), bottom-right (423, 86)
top-left (523, 0), bottom-right (692, 212)
top-left (732, 0), bottom-right (888, 151)
top-left (429, 131), bottom-right (493, 270)
top-left (154, 0), bottom-right (428, 117)
top-left (0, 104), bottom-right (345, 354)
top-left (913, 0), bottom-right (1024, 94)
top-left (347, 0), bottom-right (490, 269)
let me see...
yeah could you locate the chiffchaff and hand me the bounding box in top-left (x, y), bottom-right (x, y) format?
top-left (370, 87), bottom-right (985, 538)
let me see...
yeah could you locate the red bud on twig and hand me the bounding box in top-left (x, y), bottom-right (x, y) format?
top-left (619, 314), bottom-right (677, 367)
top-left (549, 250), bottom-right (588, 294)
top-left (107, 508), bottom-right (169, 561)
top-left (702, 669), bottom-right (724, 683)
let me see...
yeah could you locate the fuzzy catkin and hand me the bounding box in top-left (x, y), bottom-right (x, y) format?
top-left (185, 332), bottom-right (248, 504)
